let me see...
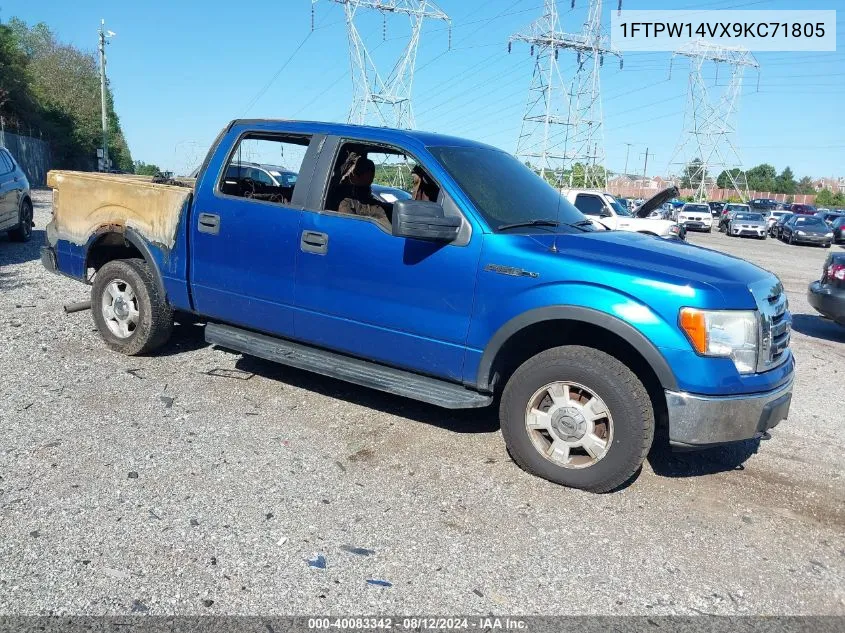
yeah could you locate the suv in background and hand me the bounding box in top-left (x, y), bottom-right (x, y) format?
top-left (748, 198), bottom-right (779, 211)
top-left (225, 162), bottom-right (298, 188)
top-left (790, 203), bottom-right (817, 215)
top-left (0, 147), bottom-right (33, 242)
top-left (677, 203), bottom-right (713, 232)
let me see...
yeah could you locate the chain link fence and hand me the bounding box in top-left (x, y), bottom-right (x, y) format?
top-left (0, 121), bottom-right (51, 186)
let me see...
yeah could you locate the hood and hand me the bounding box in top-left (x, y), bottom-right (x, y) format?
top-left (795, 222), bottom-right (832, 234)
top-left (517, 230), bottom-right (771, 305)
top-left (634, 186), bottom-right (680, 218)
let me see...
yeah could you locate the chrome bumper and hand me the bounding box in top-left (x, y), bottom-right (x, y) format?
top-left (665, 377), bottom-right (793, 447)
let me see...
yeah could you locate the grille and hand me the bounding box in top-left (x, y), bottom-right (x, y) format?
top-left (750, 278), bottom-right (791, 373)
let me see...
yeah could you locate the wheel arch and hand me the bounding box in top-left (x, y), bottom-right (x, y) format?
top-left (85, 227), bottom-right (166, 297)
top-left (476, 306), bottom-right (678, 394)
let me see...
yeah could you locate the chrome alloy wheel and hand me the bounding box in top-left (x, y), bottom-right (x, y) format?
top-left (101, 278), bottom-right (139, 339)
top-left (524, 381), bottom-right (613, 469)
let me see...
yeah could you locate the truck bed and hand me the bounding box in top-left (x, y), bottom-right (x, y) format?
top-left (46, 170), bottom-right (194, 249)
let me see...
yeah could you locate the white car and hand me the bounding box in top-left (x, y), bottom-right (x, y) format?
top-left (764, 210), bottom-right (790, 234)
top-left (563, 188), bottom-right (683, 239)
top-left (677, 203), bottom-right (713, 232)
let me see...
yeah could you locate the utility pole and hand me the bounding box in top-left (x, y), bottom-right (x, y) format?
top-left (641, 148), bottom-right (651, 178)
top-left (97, 20), bottom-right (115, 172)
top-left (623, 142), bottom-right (633, 177)
top-left (667, 39), bottom-right (759, 200)
top-left (509, 0), bottom-right (622, 188)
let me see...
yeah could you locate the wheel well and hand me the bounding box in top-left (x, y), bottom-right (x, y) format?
top-left (86, 232), bottom-right (144, 275)
top-left (489, 319), bottom-right (668, 427)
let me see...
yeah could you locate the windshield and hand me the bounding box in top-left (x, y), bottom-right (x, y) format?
top-left (428, 146), bottom-right (590, 232)
top-left (726, 205), bottom-right (750, 213)
top-left (684, 205), bottom-right (709, 213)
top-left (735, 213), bottom-right (763, 221)
top-left (794, 216), bottom-right (825, 227)
top-left (606, 195), bottom-right (632, 217)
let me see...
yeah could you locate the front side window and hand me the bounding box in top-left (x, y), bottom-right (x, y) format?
top-left (574, 194), bottom-right (607, 217)
top-left (0, 150), bottom-right (13, 174)
top-left (219, 134), bottom-right (310, 205)
top-left (427, 145), bottom-right (588, 233)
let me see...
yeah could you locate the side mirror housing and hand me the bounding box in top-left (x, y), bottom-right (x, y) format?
top-left (600, 209), bottom-right (613, 219)
top-left (392, 199), bottom-right (461, 243)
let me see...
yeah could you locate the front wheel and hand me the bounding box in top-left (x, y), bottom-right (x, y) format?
top-left (788, 233), bottom-right (794, 245)
top-left (499, 346), bottom-right (654, 493)
top-left (91, 258), bottom-right (173, 355)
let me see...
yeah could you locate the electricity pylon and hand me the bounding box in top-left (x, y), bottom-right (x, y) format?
top-left (509, 0), bottom-right (621, 189)
top-left (312, 0), bottom-right (450, 129)
top-left (667, 39), bottom-right (759, 201)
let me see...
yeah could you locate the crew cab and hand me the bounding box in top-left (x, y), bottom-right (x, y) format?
top-left (41, 120), bottom-right (795, 493)
top-left (563, 188), bottom-right (683, 239)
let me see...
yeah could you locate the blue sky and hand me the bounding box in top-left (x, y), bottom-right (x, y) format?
top-left (3, 0), bottom-right (843, 178)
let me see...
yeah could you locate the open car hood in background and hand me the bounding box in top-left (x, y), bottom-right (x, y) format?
top-left (634, 186), bottom-right (680, 218)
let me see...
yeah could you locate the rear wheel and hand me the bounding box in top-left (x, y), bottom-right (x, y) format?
top-left (9, 198), bottom-right (33, 242)
top-left (499, 346), bottom-right (654, 493)
top-left (91, 258), bottom-right (173, 355)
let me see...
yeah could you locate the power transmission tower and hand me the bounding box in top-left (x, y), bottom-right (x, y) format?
top-left (312, 0), bottom-right (450, 129)
top-left (97, 20), bottom-right (116, 172)
top-left (509, 0), bottom-right (621, 189)
top-left (667, 39), bottom-right (759, 201)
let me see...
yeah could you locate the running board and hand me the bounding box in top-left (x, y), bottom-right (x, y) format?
top-left (205, 323), bottom-right (493, 409)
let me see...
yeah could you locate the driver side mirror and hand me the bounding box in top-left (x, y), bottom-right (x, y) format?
top-left (600, 209), bottom-right (613, 218)
top-left (392, 199), bottom-right (461, 243)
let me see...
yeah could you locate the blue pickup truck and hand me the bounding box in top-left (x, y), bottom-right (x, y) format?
top-left (42, 120), bottom-right (794, 492)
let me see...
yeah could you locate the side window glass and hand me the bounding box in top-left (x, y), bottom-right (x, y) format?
top-left (323, 143), bottom-right (440, 231)
top-left (574, 194), bottom-right (604, 216)
top-left (0, 151), bottom-right (12, 174)
top-left (219, 134), bottom-right (311, 205)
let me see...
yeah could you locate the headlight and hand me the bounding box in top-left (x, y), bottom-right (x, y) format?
top-left (679, 308), bottom-right (758, 374)
top-left (797, 230), bottom-right (806, 236)
top-left (826, 232), bottom-right (834, 238)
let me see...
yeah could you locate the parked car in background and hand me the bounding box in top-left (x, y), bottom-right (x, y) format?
top-left (789, 203), bottom-right (817, 216)
top-left (771, 213), bottom-right (794, 239)
top-left (677, 203), bottom-right (712, 232)
top-left (719, 203), bottom-right (751, 232)
top-left (748, 198), bottom-right (780, 211)
top-left (808, 252), bottom-right (845, 327)
top-left (727, 212), bottom-right (767, 239)
top-left (780, 214), bottom-right (833, 247)
top-left (765, 210), bottom-right (790, 233)
top-left (815, 211), bottom-right (845, 226)
top-left (0, 147), bottom-right (33, 242)
top-left (832, 216), bottom-right (845, 243)
top-left (226, 162), bottom-right (298, 189)
top-left (707, 201), bottom-right (724, 217)
top-left (563, 187), bottom-right (684, 239)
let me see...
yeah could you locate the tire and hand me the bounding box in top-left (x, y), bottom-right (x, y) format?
top-left (824, 243), bottom-right (831, 249)
top-left (9, 198), bottom-right (33, 242)
top-left (91, 258), bottom-right (173, 355)
top-left (499, 345), bottom-right (654, 493)
top-left (788, 233), bottom-right (794, 245)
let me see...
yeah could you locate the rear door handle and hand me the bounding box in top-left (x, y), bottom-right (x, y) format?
top-left (198, 212), bottom-right (220, 235)
top-left (301, 230), bottom-right (328, 255)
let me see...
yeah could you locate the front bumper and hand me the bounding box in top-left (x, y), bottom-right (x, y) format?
top-left (808, 281), bottom-right (845, 325)
top-left (793, 234), bottom-right (832, 246)
top-left (666, 377), bottom-right (793, 447)
top-left (731, 226), bottom-right (766, 237)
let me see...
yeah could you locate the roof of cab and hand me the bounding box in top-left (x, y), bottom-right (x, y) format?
top-left (227, 119), bottom-right (500, 151)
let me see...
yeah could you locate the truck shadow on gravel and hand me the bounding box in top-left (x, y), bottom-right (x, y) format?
top-left (647, 436), bottom-right (762, 479)
top-left (233, 354), bottom-right (501, 435)
top-left (790, 313), bottom-right (845, 343)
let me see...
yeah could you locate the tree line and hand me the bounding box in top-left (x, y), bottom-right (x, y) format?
top-left (683, 159), bottom-right (821, 198)
top-left (0, 17), bottom-right (133, 171)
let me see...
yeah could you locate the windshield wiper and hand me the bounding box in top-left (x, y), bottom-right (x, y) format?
top-left (497, 219), bottom-right (560, 231)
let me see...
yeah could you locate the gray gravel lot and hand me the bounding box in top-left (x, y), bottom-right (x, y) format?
top-left (1, 190), bottom-right (844, 615)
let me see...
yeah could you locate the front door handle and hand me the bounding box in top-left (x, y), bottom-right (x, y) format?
top-left (198, 212), bottom-right (220, 235)
top-left (301, 230), bottom-right (328, 255)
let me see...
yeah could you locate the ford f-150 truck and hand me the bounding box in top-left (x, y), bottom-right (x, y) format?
top-left (42, 120), bottom-right (795, 493)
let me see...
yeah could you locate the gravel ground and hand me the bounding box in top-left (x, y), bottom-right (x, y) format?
top-left (1, 190), bottom-right (844, 616)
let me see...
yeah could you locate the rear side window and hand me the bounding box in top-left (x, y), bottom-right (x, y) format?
top-left (219, 133), bottom-right (311, 205)
top-left (574, 194), bottom-right (605, 216)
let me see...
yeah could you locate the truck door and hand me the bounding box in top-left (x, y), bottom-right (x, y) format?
top-left (293, 136), bottom-right (482, 382)
top-left (189, 128), bottom-right (321, 337)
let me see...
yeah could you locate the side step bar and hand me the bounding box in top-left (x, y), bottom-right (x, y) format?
top-left (205, 323), bottom-right (493, 410)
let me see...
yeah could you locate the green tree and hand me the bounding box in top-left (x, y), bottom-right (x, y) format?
top-left (797, 176), bottom-right (815, 195)
top-left (775, 166), bottom-right (796, 194)
top-left (681, 158), bottom-right (706, 189)
top-left (745, 163), bottom-right (777, 192)
top-left (133, 160), bottom-right (162, 176)
top-left (716, 168), bottom-right (746, 190)
top-left (2, 17), bottom-right (133, 171)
